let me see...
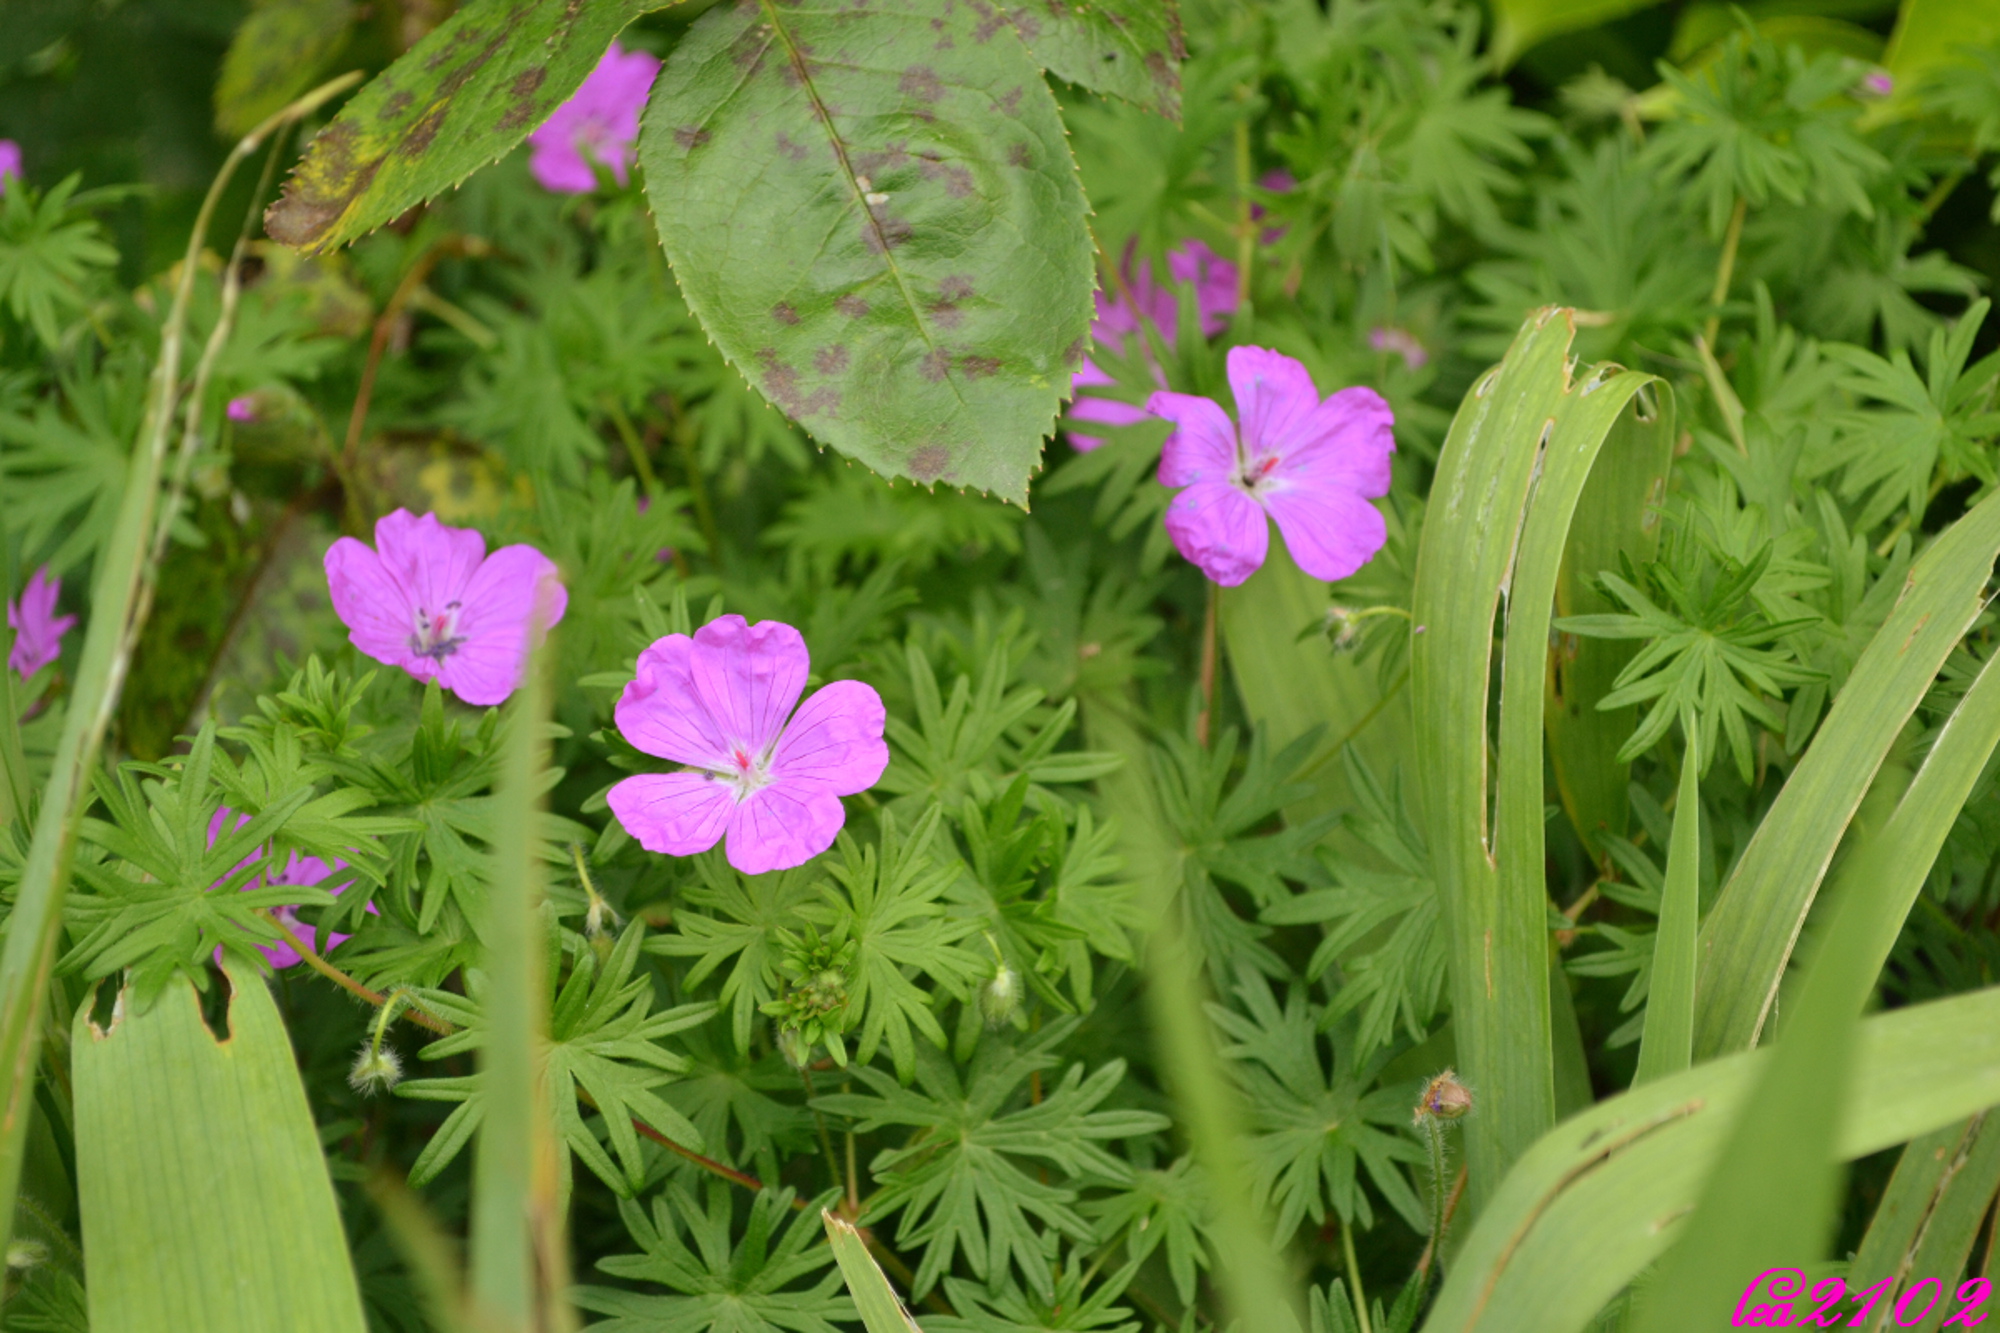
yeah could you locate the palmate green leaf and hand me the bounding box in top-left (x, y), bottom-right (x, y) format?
top-left (926, 1249), bottom-right (1146, 1333)
top-left (647, 855), bottom-right (824, 1056)
top-left (1208, 973), bottom-right (1427, 1241)
top-left (0, 355), bottom-right (144, 578)
top-left (1827, 298), bottom-right (2000, 530)
top-left (398, 922), bottom-right (713, 1197)
top-left (1264, 750), bottom-right (1444, 1064)
top-left (638, 0), bottom-right (1094, 501)
top-left (1417, 982), bottom-right (2000, 1333)
top-left (73, 959), bottom-right (366, 1333)
top-left (997, 0), bottom-right (1184, 120)
top-left (0, 177), bottom-right (119, 349)
top-left (797, 806), bottom-right (984, 1080)
top-left (265, 0), bottom-right (674, 251)
top-left (1149, 724), bottom-right (1335, 986)
top-left (214, 0), bottom-right (355, 138)
top-left (1644, 30), bottom-right (1890, 238)
top-left (816, 1034), bottom-right (1168, 1298)
top-left (578, 1182), bottom-right (852, 1333)
top-left (1082, 1157), bottom-right (1211, 1308)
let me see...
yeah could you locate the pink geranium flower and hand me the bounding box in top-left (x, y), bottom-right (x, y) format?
top-left (226, 395), bottom-right (257, 422)
top-left (1369, 326), bottom-right (1429, 370)
top-left (0, 142), bottom-right (20, 194)
top-left (527, 42), bottom-right (661, 194)
top-left (208, 810), bottom-right (374, 969)
top-left (325, 509), bottom-right (567, 706)
top-left (1148, 346), bottom-right (1395, 587)
top-left (1069, 240), bottom-right (1240, 451)
top-left (607, 616), bottom-right (889, 875)
top-left (8, 566), bottom-right (75, 677)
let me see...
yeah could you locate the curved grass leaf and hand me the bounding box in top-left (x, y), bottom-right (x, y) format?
top-left (1692, 490), bottom-right (2000, 1058)
top-left (1412, 305), bottom-right (1667, 1214)
top-left (1847, 1112), bottom-right (2000, 1327)
top-left (637, 0), bottom-right (1094, 503)
top-left (1418, 981), bottom-right (2000, 1333)
top-left (73, 962), bottom-right (367, 1332)
top-left (999, 0), bottom-right (1185, 120)
top-left (1490, 0), bottom-right (1667, 65)
top-left (265, 0), bottom-right (672, 252)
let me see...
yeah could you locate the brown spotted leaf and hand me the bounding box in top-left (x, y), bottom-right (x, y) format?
top-left (265, 0), bottom-right (675, 253)
top-left (215, 0), bottom-right (358, 138)
top-left (639, 0), bottom-right (1094, 503)
top-left (999, 0), bottom-right (1184, 121)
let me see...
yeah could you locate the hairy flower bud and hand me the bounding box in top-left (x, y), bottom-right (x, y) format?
top-left (1415, 1069), bottom-right (1472, 1124)
top-left (6, 1239), bottom-right (47, 1272)
top-left (349, 1043), bottom-right (403, 1094)
top-left (776, 1025), bottom-right (813, 1070)
top-left (980, 965), bottom-right (1022, 1029)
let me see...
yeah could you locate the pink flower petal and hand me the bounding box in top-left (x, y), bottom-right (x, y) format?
top-left (616, 634), bottom-right (736, 769)
top-left (325, 537), bottom-right (419, 670)
top-left (1277, 386), bottom-right (1396, 499)
top-left (374, 510), bottom-right (487, 619)
top-left (1149, 391), bottom-right (1239, 488)
top-left (770, 680), bottom-right (889, 796)
top-left (527, 42), bottom-right (661, 194)
top-left (1265, 485), bottom-right (1389, 584)
top-left (1166, 240), bottom-right (1239, 336)
top-left (686, 616), bottom-right (809, 756)
top-left (1163, 481), bottom-right (1269, 586)
top-left (1067, 391), bottom-right (1152, 453)
top-left (607, 772), bottom-right (736, 857)
top-left (725, 785), bottom-right (848, 875)
top-left (1227, 346), bottom-right (1321, 460)
top-left (437, 545), bottom-right (567, 706)
top-left (7, 566), bottom-right (75, 677)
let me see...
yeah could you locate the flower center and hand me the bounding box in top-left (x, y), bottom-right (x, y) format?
top-left (719, 744), bottom-right (774, 803)
top-left (1232, 448), bottom-right (1281, 497)
top-left (408, 601), bottom-right (467, 662)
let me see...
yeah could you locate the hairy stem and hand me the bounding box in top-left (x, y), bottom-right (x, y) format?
top-left (1341, 1216), bottom-right (1373, 1333)
top-left (1197, 580), bottom-right (1219, 748)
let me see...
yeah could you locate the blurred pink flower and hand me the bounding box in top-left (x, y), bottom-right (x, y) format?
top-left (1369, 325), bottom-right (1429, 370)
top-left (1254, 168), bottom-right (1295, 242)
top-left (1861, 70), bottom-right (1894, 97)
top-left (1148, 346), bottom-right (1395, 587)
top-left (325, 509), bottom-right (567, 706)
top-left (8, 566), bottom-right (75, 677)
top-left (527, 43), bottom-right (661, 193)
top-left (0, 142), bottom-right (20, 194)
top-left (226, 395), bottom-right (257, 422)
top-left (207, 809), bottom-right (375, 969)
top-left (1069, 240), bottom-right (1240, 451)
top-left (608, 615), bottom-right (888, 875)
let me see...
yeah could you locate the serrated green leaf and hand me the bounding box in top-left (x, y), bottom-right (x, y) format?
top-left (637, 0), bottom-right (1094, 502)
top-left (265, 0), bottom-right (672, 252)
top-left (73, 961), bottom-right (366, 1333)
top-left (999, 0), bottom-right (1184, 120)
top-left (215, 0), bottom-right (356, 139)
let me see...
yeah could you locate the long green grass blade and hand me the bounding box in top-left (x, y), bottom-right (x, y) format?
top-left (73, 960), bottom-right (367, 1331)
top-left (468, 617), bottom-right (568, 1331)
top-left (1632, 738), bottom-right (1700, 1086)
top-left (1414, 306), bottom-right (1668, 1212)
top-left (1083, 694), bottom-right (1303, 1332)
top-left (1411, 309), bottom-right (1571, 1213)
top-left (1848, 1113), bottom-right (2000, 1331)
top-left (1629, 779), bottom-right (1903, 1332)
top-left (823, 1211), bottom-right (923, 1333)
top-left (0, 78), bottom-right (356, 1257)
top-left (1693, 490), bottom-right (2000, 1058)
top-left (1418, 979), bottom-right (2000, 1333)
top-left (1545, 402), bottom-right (1674, 865)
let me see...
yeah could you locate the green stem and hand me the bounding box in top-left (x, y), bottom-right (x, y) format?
top-left (1703, 195), bottom-right (1747, 348)
top-left (603, 397), bottom-right (660, 496)
top-left (0, 71), bottom-right (361, 1265)
top-left (1197, 580), bottom-right (1219, 748)
top-left (674, 412), bottom-right (724, 564)
top-left (1341, 1216), bottom-right (1373, 1333)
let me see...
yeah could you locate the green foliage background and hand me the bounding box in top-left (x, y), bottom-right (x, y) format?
top-left (5, 0), bottom-right (2000, 1329)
